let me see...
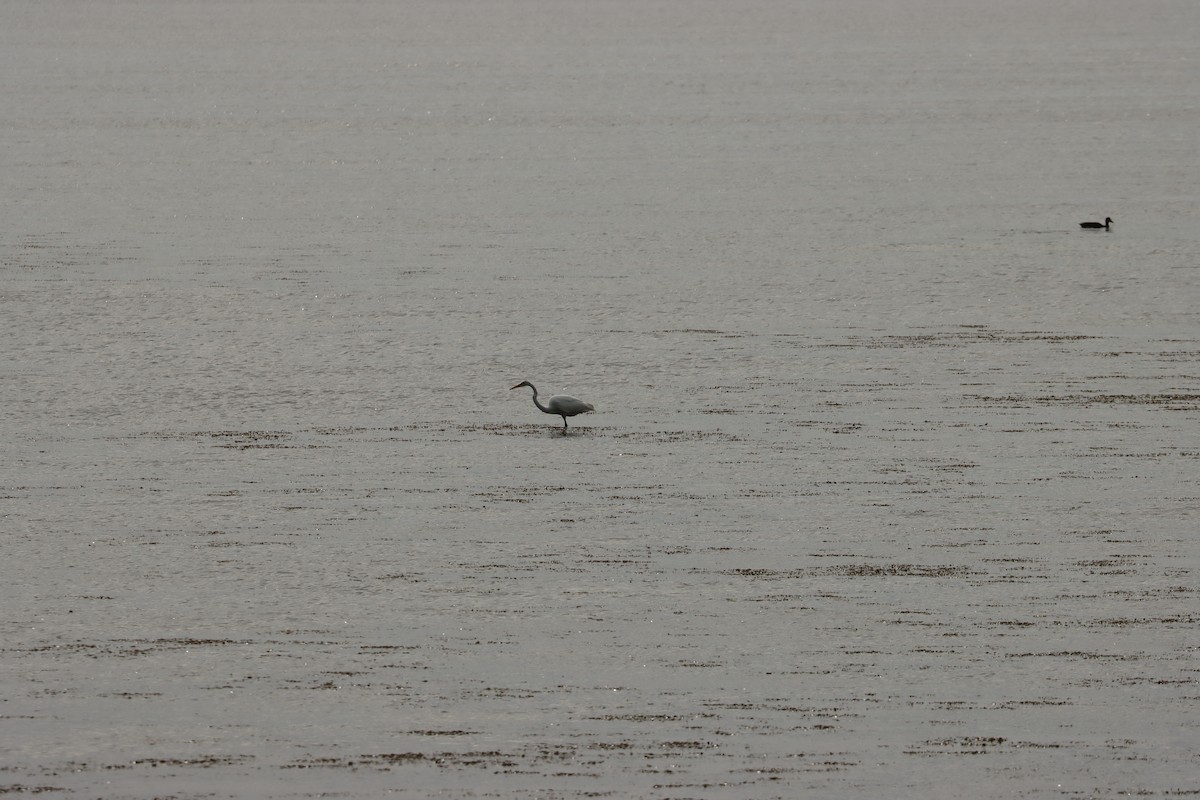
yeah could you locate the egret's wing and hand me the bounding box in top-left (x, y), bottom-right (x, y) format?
top-left (548, 395), bottom-right (594, 415)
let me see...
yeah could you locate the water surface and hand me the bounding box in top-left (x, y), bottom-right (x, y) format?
top-left (2, 1), bottom-right (1198, 797)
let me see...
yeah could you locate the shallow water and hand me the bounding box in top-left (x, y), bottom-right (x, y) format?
top-left (2, 1), bottom-right (1198, 798)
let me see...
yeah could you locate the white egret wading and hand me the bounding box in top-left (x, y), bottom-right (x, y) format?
top-left (511, 380), bottom-right (594, 430)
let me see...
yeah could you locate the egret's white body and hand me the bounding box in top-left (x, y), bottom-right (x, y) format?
top-left (511, 380), bottom-right (594, 430)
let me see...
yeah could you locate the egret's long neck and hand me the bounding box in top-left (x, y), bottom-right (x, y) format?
top-left (528, 385), bottom-right (550, 414)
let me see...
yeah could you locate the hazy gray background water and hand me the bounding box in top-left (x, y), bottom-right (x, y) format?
top-left (3, 1), bottom-right (1198, 797)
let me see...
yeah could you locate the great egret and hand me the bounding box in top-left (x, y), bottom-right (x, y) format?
top-left (1080, 217), bottom-right (1113, 230)
top-left (510, 380), bottom-right (594, 430)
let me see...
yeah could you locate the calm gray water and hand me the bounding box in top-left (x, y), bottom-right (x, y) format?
top-left (3, 1), bottom-right (1198, 797)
